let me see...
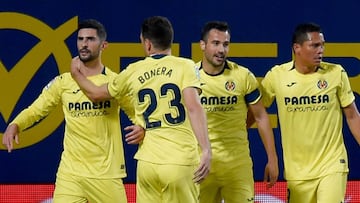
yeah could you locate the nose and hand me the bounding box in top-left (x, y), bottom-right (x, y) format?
top-left (318, 45), bottom-right (324, 54)
top-left (79, 39), bottom-right (88, 47)
top-left (217, 44), bottom-right (226, 53)
top-left (82, 40), bottom-right (88, 47)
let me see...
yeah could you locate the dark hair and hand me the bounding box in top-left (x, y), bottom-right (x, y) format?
top-left (78, 19), bottom-right (107, 41)
top-left (292, 23), bottom-right (321, 45)
top-left (141, 16), bottom-right (173, 50)
top-left (201, 21), bottom-right (230, 41)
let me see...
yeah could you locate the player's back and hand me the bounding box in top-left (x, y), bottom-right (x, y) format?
top-left (124, 55), bottom-right (201, 165)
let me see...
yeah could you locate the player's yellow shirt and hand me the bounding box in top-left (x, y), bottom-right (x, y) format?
top-left (196, 60), bottom-right (261, 167)
top-left (261, 61), bottom-right (354, 180)
top-left (12, 68), bottom-right (128, 179)
top-left (108, 55), bottom-right (201, 165)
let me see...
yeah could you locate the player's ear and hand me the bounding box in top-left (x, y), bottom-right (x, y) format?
top-left (144, 39), bottom-right (152, 52)
top-left (101, 41), bottom-right (108, 50)
top-left (292, 43), bottom-right (300, 55)
top-left (200, 40), bottom-right (206, 51)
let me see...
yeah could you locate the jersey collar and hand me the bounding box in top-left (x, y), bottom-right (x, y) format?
top-left (290, 61), bottom-right (323, 72)
top-left (199, 60), bottom-right (230, 76)
top-left (150, 54), bottom-right (168, 59)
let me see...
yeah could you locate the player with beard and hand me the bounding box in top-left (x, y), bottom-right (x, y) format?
top-left (196, 21), bottom-right (278, 203)
top-left (71, 16), bottom-right (211, 203)
top-left (2, 19), bottom-right (144, 203)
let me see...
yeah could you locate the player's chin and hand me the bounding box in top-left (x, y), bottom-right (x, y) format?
top-left (313, 57), bottom-right (322, 64)
top-left (213, 59), bottom-right (225, 67)
top-left (79, 55), bottom-right (91, 62)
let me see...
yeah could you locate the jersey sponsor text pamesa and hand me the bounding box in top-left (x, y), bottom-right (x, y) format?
top-left (68, 101), bottom-right (112, 117)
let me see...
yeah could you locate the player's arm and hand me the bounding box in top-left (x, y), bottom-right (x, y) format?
top-left (124, 125), bottom-right (145, 145)
top-left (248, 71), bottom-right (274, 128)
top-left (343, 102), bottom-right (360, 145)
top-left (183, 87), bottom-right (211, 184)
top-left (2, 77), bottom-right (61, 152)
top-left (70, 56), bottom-right (112, 102)
top-left (249, 99), bottom-right (279, 189)
top-left (2, 124), bottom-right (20, 153)
top-left (246, 108), bottom-right (256, 128)
top-left (118, 95), bottom-right (145, 144)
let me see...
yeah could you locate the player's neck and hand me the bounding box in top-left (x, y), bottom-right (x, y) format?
top-left (202, 60), bottom-right (225, 75)
top-left (294, 61), bottom-right (318, 74)
top-left (148, 48), bottom-right (171, 56)
top-left (82, 59), bottom-right (104, 76)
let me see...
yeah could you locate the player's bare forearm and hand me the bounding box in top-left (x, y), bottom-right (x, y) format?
top-left (246, 109), bottom-right (256, 128)
top-left (189, 106), bottom-right (210, 154)
top-left (257, 117), bottom-right (278, 162)
top-left (250, 101), bottom-right (279, 187)
top-left (348, 120), bottom-right (360, 145)
top-left (70, 57), bottom-right (112, 102)
top-left (189, 108), bottom-right (211, 184)
top-left (183, 87), bottom-right (211, 183)
top-left (257, 116), bottom-right (279, 184)
top-left (343, 102), bottom-right (360, 145)
top-left (250, 102), bottom-right (277, 157)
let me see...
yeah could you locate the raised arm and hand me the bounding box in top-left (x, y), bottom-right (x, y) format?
top-left (70, 57), bottom-right (112, 102)
top-left (183, 87), bottom-right (211, 184)
top-left (248, 99), bottom-right (279, 189)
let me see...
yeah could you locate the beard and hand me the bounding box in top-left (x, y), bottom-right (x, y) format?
top-left (78, 49), bottom-right (100, 63)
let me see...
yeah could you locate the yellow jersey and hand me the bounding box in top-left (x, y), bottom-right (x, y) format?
top-left (108, 55), bottom-right (201, 165)
top-left (261, 61), bottom-right (354, 180)
top-left (12, 68), bottom-right (128, 179)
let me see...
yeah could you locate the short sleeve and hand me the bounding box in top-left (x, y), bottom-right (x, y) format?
top-left (260, 67), bottom-right (276, 108)
top-left (338, 66), bottom-right (355, 107)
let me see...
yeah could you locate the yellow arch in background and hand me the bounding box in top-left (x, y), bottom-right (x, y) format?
top-left (0, 12), bottom-right (77, 150)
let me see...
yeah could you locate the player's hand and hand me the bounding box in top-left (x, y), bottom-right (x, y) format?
top-left (2, 124), bottom-right (20, 153)
top-left (263, 160), bottom-right (279, 189)
top-left (70, 56), bottom-right (83, 78)
top-left (124, 125), bottom-right (145, 144)
top-left (193, 149), bottom-right (211, 184)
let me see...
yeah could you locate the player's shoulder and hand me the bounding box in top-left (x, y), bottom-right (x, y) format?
top-left (226, 60), bottom-right (252, 73)
top-left (56, 72), bottom-right (72, 81)
top-left (319, 61), bottom-right (345, 72)
top-left (226, 60), bottom-right (246, 69)
top-left (103, 66), bottom-right (118, 76)
top-left (168, 55), bottom-right (196, 65)
top-left (264, 61), bottom-right (294, 77)
top-left (271, 61), bottom-right (293, 71)
top-left (43, 72), bottom-right (71, 90)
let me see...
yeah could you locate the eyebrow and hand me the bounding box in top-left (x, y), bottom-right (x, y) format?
top-left (78, 36), bottom-right (97, 40)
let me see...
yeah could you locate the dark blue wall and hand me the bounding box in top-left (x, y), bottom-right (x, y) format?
top-left (1, 0), bottom-right (359, 183)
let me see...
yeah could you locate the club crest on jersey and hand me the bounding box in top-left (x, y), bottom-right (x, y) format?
top-left (317, 80), bottom-right (328, 89)
top-left (225, 80), bottom-right (235, 91)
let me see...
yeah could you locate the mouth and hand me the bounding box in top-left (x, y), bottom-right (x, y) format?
top-left (79, 49), bottom-right (90, 55)
top-left (214, 55), bottom-right (225, 62)
top-left (314, 56), bottom-right (322, 62)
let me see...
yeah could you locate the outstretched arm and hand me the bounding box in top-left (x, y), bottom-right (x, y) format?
top-left (249, 100), bottom-right (278, 189)
top-left (70, 57), bottom-right (112, 102)
top-left (343, 102), bottom-right (360, 145)
top-left (183, 87), bottom-right (211, 184)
